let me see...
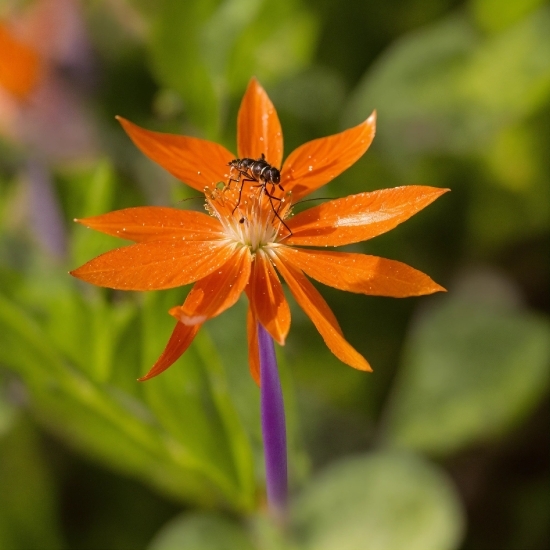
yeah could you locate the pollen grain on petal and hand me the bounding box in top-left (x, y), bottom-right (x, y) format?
top-left (204, 180), bottom-right (291, 249)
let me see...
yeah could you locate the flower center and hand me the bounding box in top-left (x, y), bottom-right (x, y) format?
top-left (204, 179), bottom-right (292, 253)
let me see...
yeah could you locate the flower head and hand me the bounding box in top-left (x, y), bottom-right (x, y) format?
top-left (1, 2), bottom-right (96, 258)
top-left (0, 21), bottom-right (41, 100)
top-left (71, 78), bottom-right (447, 383)
top-left (0, 0), bottom-right (96, 158)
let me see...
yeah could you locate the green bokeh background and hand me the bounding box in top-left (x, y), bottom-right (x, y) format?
top-left (1, 0), bottom-right (549, 548)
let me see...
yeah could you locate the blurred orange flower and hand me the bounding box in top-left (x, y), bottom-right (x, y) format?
top-left (0, 0), bottom-right (95, 158)
top-left (0, 0), bottom-right (96, 258)
top-left (71, 79), bottom-right (447, 383)
top-left (0, 22), bottom-right (41, 99)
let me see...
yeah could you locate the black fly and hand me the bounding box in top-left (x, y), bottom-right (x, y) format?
top-left (227, 154), bottom-right (291, 234)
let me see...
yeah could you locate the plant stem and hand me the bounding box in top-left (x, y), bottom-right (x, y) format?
top-left (258, 322), bottom-right (288, 521)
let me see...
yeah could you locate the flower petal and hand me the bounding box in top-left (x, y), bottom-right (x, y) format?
top-left (246, 250), bottom-right (290, 345)
top-left (247, 307), bottom-right (261, 386)
top-left (117, 117), bottom-right (234, 192)
top-left (169, 246), bottom-right (252, 325)
top-left (272, 254), bottom-right (372, 372)
top-left (70, 240), bottom-right (235, 290)
top-left (76, 207), bottom-right (224, 242)
top-left (278, 248), bottom-right (446, 297)
top-left (237, 78), bottom-right (283, 168)
top-left (280, 112), bottom-right (376, 201)
top-left (138, 321), bottom-right (200, 381)
top-left (0, 22), bottom-right (41, 99)
top-left (286, 186), bottom-right (449, 247)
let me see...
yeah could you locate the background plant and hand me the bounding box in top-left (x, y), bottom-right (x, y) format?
top-left (0, 0), bottom-right (548, 548)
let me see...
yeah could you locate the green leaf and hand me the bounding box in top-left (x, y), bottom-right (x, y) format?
top-left (384, 272), bottom-right (550, 455)
top-left (292, 451), bottom-right (464, 550)
top-left (200, 0), bottom-right (264, 82)
top-left (467, 130), bottom-right (550, 251)
top-left (345, 14), bottom-right (478, 163)
top-left (147, 0), bottom-right (318, 137)
top-left (470, 0), bottom-right (547, 34)
top-left (195, 330), bottom-right (257, 508)
top-left (139, 291), bottom-right (255, 511)
top-left (147, 513), bottom-right (256, 550)
top-left (0, 288), bottom-right (255, 511)
top-left (463, 7), bottom-right (550, 123)
top-left (345, 7), bottom-right (550, 164)
top-left (226, 0), bottom-right (319, 94)
top-left (0, 418), bottom-right (64, 550)
top-left (0, 388), bottom-right (17, 438)
top-left (79, 159), bottom-right (116, 218)
top-left (149, 0), bottom-right (222, 137)
top-left (10, 260), bottom-right (138, 383)
top-left (70, 160), bottom-right (119, 269)
top-left (207, 300), bottom-right (309, 492)
top-left (269, 67), bottom-right (347, 123)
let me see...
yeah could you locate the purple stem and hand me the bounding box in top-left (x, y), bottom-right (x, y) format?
top-left (26, 159), bottom-right (67, 258)
top-left (258, 322), bottom-right (288, 520)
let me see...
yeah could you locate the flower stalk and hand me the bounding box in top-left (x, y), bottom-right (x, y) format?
top-left (258, 322), bottom-right (288, 520)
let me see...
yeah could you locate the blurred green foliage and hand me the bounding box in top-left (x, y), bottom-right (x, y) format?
top-left (0, 0), bottom-right (549, 548)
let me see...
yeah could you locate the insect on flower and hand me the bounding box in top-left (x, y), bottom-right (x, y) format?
top-left (70, 78), bottom-right (448, 384)
top-left (227, 154), bottom-right (290, 234)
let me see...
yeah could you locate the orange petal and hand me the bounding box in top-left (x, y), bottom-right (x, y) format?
top-left (280, 112), bottom-right (376, 201)
top-left (272, 254), bottom-right (372, 372)
top-left (247, 307), bottom-right (261, 386)
top-left (76, 207), bottom-right (224, 242)
top-left (278, 248), bottom-right (446, 297)
top-left (286, 186), bottom-right (449, 247)
top-left (70, 241), bottom-right (236, 290)
top-left (237, 78), bottom-right (283, 168)
top-left (245, 250), bottom-right (290, 345)
top-left (169, 246), bottom-right (252, 325)
top-left (0, 23), bottom-right (41, 99)
top-left (138, 321), bottom-right (200, 381)
top-left (117, 117), bottom-right (235, 193)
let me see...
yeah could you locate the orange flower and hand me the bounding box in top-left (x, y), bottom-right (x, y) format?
top-left (0, 22), bottom-right (41, 100)
top-left (71, 79), bottom-right (447, 383)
